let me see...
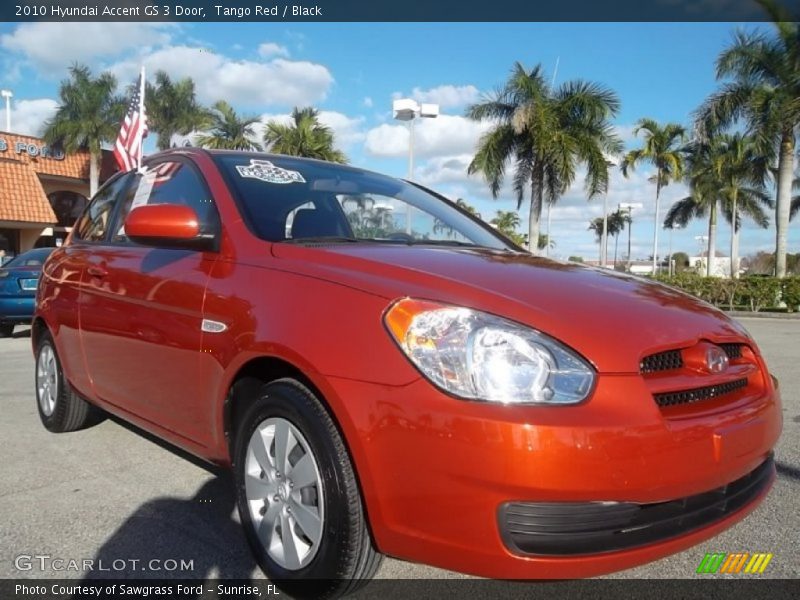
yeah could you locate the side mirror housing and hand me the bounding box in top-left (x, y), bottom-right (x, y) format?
top-left (125, 204), bottom-right (216, 251)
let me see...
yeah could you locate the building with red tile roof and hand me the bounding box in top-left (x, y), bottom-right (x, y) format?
top-left (0, 131), bottom-right (116, 257)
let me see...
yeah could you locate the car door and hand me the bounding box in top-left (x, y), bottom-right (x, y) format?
top-left (47, 172), bottom-right (136, 398)
top-left (79, 158), bottom-right (220, 444)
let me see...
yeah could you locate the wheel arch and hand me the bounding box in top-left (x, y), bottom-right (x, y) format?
top-left (223, 355), bottom-right (325, 452)
top-left (222, 354), bottom-right (381, 548)
top-left (31, 316), bottom-right (50, 352)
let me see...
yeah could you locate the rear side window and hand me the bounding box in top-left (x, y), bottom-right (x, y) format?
top-left (2, 248), bottom-right (53, 268)
top-left (112, 160), bottom-right (219, 243)
top-left (74, 173), bottom-right (134, 242)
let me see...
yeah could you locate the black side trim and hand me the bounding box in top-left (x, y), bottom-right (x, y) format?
top-left (499, 456), bottom-right (774, 556)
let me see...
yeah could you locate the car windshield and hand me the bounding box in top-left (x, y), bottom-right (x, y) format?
top-left (214, 154), bottom-right (511, 250)
top-left (2, 248), bottom-right (53, 268)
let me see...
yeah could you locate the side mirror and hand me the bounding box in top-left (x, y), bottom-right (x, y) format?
top-left (125, 204), bottom-right (215, 251)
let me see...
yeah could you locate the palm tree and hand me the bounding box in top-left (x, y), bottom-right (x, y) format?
top-left (455, 198), bottom-right (480, 218)
top-left (621, 119), bottom-right (686, 274)
top-left (537, 234), bottom-right (555, 251)
top-left (43, 64), bottom-right (124, 197)
top-left (491, 210), bottom-right (525, 246)
top-left (263, 107), bottom-right (347, 163)
top-left (792, 176), bottom-right (800, 222)
top-left (589, 209), bottom-right (627, 264)
top-left (664, 136), bottom-right (771, 276)
top-left (711, 133), bottom-right (770, 277)
top-left (196, 100), bottom-right (261, 151)
top-left (696, 0), bottom-right (800, 277)
top-left (146, 71), bottom-right (210, 151)
top-left (466, 62), bottom-right (622, 254)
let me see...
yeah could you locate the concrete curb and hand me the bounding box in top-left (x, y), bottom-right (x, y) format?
top-left (725, 311), bottom-right (800, 320)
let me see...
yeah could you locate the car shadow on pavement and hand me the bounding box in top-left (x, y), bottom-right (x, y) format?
top-left (83, 474), bottom-right (258, 593)
top-left (776, 460), bottom-right (800, 482)
top-left (10, 326), bottom-right (31, 338)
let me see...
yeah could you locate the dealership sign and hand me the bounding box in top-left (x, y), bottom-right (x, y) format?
top-left (0, 138), bottom-right (65, 160)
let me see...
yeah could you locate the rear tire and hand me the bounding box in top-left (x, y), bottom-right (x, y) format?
top-left (35, 332), bottom-right (97, 432)
top-left (0, 323), bottom-right (13, 337)
top-left (233, 378), bottom-right (382, 598)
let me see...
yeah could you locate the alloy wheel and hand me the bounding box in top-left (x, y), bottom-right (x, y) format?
top-left (244, 417), bottom-right (325, 570)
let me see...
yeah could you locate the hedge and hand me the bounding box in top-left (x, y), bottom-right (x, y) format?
top-left (650, 274), bottom-right (800, 312)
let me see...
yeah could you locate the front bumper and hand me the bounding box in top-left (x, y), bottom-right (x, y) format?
top-left (499, 455), bottom-right (774, 556)
top-left (324, 369), bottom-right (782, 579)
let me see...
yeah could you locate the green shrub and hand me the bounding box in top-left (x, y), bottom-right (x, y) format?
top-left (782, 277), bottom-right (800, 311)
top-left (651, 274), bottom-right (794, 312)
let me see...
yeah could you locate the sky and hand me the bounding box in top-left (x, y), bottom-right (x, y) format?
top-left (0, 20), bottom-right (791, 262)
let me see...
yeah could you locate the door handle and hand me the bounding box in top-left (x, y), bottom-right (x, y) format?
top-left (87, 266), bottom-right (108, 278)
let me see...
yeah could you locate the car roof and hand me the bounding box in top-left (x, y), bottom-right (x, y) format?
top-left (143, 148), bottom-right (385, 178)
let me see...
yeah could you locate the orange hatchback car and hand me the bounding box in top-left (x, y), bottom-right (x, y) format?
top-left (34, 150), bottom-right (781, 596)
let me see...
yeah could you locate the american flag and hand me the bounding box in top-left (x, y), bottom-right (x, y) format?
top-left (151, 161), bottom-right (181, 185)
top-left (113, 67), bottom-right (147, 172)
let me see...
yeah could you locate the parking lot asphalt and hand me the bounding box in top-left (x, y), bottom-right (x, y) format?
top-left (0, 318), bottom-right (797, 584)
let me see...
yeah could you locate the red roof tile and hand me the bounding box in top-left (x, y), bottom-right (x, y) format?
top-left (0, 132), bottom-right (117, 224)
top-left (0, 158), bottom-right (57, 224)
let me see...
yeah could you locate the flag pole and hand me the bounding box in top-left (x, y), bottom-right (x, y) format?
top-left (137, 65), bottom-right (146, 171)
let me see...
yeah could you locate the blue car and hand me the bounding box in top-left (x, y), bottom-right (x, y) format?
top-left (0, 247), bottom-right (54, 337)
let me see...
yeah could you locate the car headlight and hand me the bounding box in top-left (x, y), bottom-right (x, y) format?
top-left (384, 298), bottom-right (595, 405)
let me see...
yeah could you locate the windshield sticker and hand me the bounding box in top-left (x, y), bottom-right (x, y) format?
top-left (235, 159), bottom-right (306, 184)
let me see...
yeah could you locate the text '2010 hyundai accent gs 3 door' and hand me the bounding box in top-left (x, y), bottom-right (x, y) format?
top-left (34, 149), bottom-right (781, 597)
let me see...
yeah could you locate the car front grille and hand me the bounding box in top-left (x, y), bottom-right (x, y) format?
top-left (639, 342), bottom-right (755, 411)
top-left (499, 456), bottom-right (774, 556)
top-left (640, 349), bottom-right (683, 373)
top-left (719, 343), bottom-right (743, 359)
top-left (653, 378), bottom-right (749, 408)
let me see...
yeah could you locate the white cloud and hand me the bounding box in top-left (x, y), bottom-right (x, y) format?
top-left (614, 124), bottom-right (639, 144)
top-left (362, 96), bottom-right (373, 108)
top-left (258, 42), bottom-right (289, 58)
top-left (407, 84), bottom-right (481, 108)
top-left (317, 111), bottom-right (366, 147)
top-left (110, 46), bottom-right (333, 109)
top-left (1, 98), bottom-right (58, 137)
top-left (365, 115), bottom-right (490, 159)
top-left (1, 23), bottom-right (173, 74)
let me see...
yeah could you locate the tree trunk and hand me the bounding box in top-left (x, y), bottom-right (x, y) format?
top-left (730, 188), bottom-right (739, 279)
top-left (707, 201), bottom-right (717, 277)
top-left (527, 168), bottom-right (544, 255)
top-left (652, 175), bottom-right (661, 275)
top-left (614, 235), bottom-right (619, 268)
top-left (775, 130), bottom-right (795, 278)
top-left (89, 151), bottom-right (100, 198)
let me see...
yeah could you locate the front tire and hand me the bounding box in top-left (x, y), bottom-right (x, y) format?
top-left (233, 378), bottom-right (381, 598)
top-left (35, 332), bottom-right (96, 432)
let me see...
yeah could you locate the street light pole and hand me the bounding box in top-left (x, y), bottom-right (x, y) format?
top-left (600, 194), bottom-right (608, 267)
top-left (393, 99), bottom-right (439, 234)
top-left (0, 90), bottom-right (12, 132)
top-left (545, 202), bottom-right (552, 257)
top-left (407, 117), bottom-right (415, 181)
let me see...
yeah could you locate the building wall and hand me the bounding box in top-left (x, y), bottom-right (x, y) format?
top-left (19, 227), bottom-right (45, 252)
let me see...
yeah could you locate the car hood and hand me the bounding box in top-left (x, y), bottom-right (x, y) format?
top-left (271, 244), bottom-right (753, 373)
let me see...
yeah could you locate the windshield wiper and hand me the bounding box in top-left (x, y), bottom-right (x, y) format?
top-left (400, 239), bottom-right (487, 248)
top-left (283, 236), bottom-right (362, 244)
